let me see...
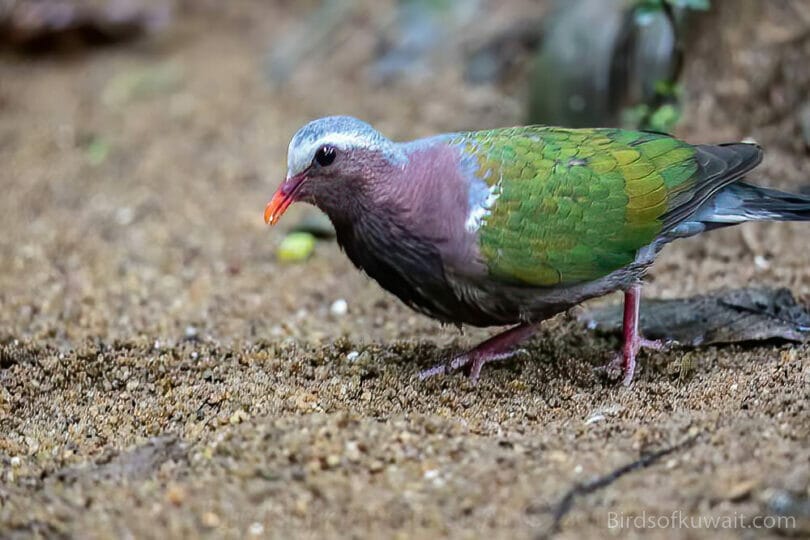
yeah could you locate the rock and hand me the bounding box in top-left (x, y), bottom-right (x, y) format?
top-left (581, 287), bottom-right (810, 347)
top-left (526, 0), bottom-right (695, 128)
top-left (0, 0), bottom-right (172, 53)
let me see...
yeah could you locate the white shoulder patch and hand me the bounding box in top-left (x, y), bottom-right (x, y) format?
top-left (465, 180), bottom-right (502, 233)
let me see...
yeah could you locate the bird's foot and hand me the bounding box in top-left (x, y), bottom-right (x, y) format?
top-left (418, 323), bottom-right (539, 383)
top-left (600, 336), bottom-right (672, 386)
top-left (419, 347), bottom-right (530, 383)
top-left (595, 283), bottom-right (675, 387)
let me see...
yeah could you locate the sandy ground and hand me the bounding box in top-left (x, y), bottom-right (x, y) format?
top-left (0, 1), bottom-right (808, 538)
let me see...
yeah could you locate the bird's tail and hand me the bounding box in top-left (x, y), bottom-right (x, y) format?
top-left (697, 182), bottom-right (810, 227)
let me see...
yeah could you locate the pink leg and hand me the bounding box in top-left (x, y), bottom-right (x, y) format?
top-left (609, 283), bottom-right (665, 386)
top-left (419, 322), bottom-right (540, 383)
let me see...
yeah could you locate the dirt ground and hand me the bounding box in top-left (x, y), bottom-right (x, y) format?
top-left (1, 1), bottom-right (808, 538)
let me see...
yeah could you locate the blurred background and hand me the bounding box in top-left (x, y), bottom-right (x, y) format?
top-left (1, 2), bottom-right (810, 537)
top-left (1, 0), bottom-right (808, 348)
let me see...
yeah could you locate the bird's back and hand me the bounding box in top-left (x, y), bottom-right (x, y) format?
top-left (448, 126), bottom-right (762, 288)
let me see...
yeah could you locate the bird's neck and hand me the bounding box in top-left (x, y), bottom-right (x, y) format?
top-left (373, 138), bottom-right (470, 242)
top-left (330, 139), bottom-right (482, 292)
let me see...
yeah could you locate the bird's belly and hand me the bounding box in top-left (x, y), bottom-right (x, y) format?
top-left (381, 272), bottom-right (568, 327)
top-left (338, 221), bottom-right (651, 328)
top-left (444, 265), bottom-right (646, 327)
top-left (360, 257), bottom-right (643, 328)
top-left (443, 278), bottom-right (569, 326)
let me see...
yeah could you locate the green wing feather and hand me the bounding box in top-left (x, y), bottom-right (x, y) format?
top-left (451, 127), bottom-right (700, 286)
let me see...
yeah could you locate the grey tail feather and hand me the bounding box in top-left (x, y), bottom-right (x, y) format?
top-left (662, 142), bottom-right (763, 230)
top-left (697, 181), bottom-right (810, 227)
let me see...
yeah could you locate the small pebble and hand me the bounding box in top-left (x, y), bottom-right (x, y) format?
top-left (584, 413), bottom-right (605, 425)
top-left (345, 441), bottom-right (362, 462)
top-left (330, 299), bottom-right (348, 317)
top-left (726, 479), bottom-right (758, 501)
top-left (201, 511), bottom-right (221, 528)
top-left (293, 498), bottom-right (309, 516)
top-left (229, 410), bottom-right (249, 425)
top-left (165, 484), bottom-right (186, 505)
top-left (115, 207), bottom-right (135, 226)
top-left (346, 351), bottom-right (360, 362)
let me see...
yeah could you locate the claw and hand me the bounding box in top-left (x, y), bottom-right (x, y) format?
top-left (418, 325), bottom-right (539, 383)
top-left (597, 284), bottom-right (675, 386)
top-left (599, 338), bottom-right (670, 385)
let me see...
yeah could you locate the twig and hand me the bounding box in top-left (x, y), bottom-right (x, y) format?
top-left (536, 432), bottom-right (701, 539)
top-left (717, 299), bottom-right (810, 332)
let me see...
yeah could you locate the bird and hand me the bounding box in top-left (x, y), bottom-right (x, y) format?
top-left (264, 116), bottom-right (810, 386)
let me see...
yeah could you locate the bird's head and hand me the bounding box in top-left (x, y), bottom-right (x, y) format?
top-left (264, 116), bottom-right (404, 225)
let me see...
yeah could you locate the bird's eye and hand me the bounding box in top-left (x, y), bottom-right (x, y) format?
top-left (314, 145), bottom-right (337, 167)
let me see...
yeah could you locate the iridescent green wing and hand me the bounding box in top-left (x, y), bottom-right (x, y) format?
top-left (452, 127), bottom-right (699, 286)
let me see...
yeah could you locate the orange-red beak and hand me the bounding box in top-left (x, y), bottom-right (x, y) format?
top-left (264, 170), bottom-right (307, 225)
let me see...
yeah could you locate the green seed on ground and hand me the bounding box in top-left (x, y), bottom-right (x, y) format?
top-left (277, 232), bottom-right (316, 262)
top-left (87, 137), bottom-right (110, 165)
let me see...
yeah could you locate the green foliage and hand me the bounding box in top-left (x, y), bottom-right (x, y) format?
top-left (668, 0), bottom-right (710, 10)
top-left (648, 104), bottom-right (682, 133)
top-left (621, 103), bottom-right (682, 134)
top-left (622, 79), bottom-right (682, 133)
top-left (635, 0), bottom-right (710, 15)
top-left (403, 0), bottom-right (453, 13)
top-left (86, 137), bottom-right (110, 166)
top-left (626, 1), bottom-right (698, 133)
top-left (654, 79), bottom-right (681, 97)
